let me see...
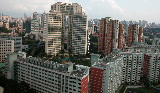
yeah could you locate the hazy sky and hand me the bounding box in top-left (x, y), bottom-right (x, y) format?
top-left (0, 0), bottom-right (160, 23)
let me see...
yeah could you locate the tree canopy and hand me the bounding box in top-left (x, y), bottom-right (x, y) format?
top-left (0, 27), bottom-right (11, 33)
top-left (0, 76), bottom-right (37, 93)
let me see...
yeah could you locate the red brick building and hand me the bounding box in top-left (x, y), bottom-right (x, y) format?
top-left (89, 67), bottom-right (103, 93)
top-left (126, 24), bottom-right (143, 47)
top-left (138, 27), bottom-right (143, 43)
top-left (98, 17), bottom-right (124, 55)
top-left (142, 54), bottom-right (150, 78)
top-left (118, 23), bottom-right (124, 50)
top-left (80, 75), bottom-right (89, 93)
top-left (98, 18), bottom-right (106, 53)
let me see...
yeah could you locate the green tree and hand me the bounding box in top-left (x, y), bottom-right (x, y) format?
top-left (0, 27), bottom-right (11, 33)
top-left (0, 76), bottom-right (37, 93)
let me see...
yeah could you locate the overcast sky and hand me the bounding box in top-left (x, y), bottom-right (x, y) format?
top-left (0, 0), bottom-right (160, 23)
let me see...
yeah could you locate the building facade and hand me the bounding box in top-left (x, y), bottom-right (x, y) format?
top-left (30, 19), bottom-right (40, 40)
top-left (6, 53), bottom-right (89, 93)
top-left (98, 17), bottom-right (144, 56)
top-left (98, 17), bottom-right (124, 55)
top-left (90, 55), bottom-right (123, 93)
top-left (91, 43), bottom-right (160, 93)
top-left (125, 24), bottom-right (143, 47)
top-left (40, 12), bottom-right (47, 41)
top-left (121, 52), bottom-right (143, 83)
top-left (45, 11), bottom-right (62, 55)
top-left (71, 13), bottom-right (87, 54)
top-left (45, 2), bottom-right (88, 55)
top-left (0, 40), bottom-right (14, 63)
top-left (0, 35), bottom-right (22, 52)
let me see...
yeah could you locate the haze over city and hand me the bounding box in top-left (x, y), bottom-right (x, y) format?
top-left (1, 0), bottom-right (160, 93)
top-left (0, 0), bottom-right (160, 23)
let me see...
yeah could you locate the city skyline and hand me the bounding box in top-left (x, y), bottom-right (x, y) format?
top-left (0, 0), bottom-right (160, 23)
top-left (1, 1), bottom-right (160, 93)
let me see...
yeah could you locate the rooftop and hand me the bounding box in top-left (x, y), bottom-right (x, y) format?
top-left (71, 65), bottom-right (90, 78)
top-left (16, 56), bottom-right (89, 78)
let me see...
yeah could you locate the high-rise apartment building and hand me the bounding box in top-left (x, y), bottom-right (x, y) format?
top-left (98, 17), bottom-right (124, 55)
top-left (6, 53), bottom-right (89, 93)
top-left (98, 18), bottom-right (107, 52)
top-left (30, 12), bottom-right (48, 41)
top-left (90, 56), bottom-right (123, 93)
top-left (141, 53), bottom-right (160, 82)
top-left (121, 52), bottom-right (143, 83)
top-left (98, 17), bottom-right (143, 55)
top-left (16, 19), bottom-right (23, 33)
top-left (125, 24), bottom-right (143, 47)
top-left (91, 43), bottom-right (160, 93)
top-left (46, 2), bottom-right (87, 55)
top-left (71, 13), bottom-right (87, 54)
top-left (40, 12), bottom-right (47, 41)
top-left (121, 44), bottom-right (160, 83)
top-left (45, 11), bottom-right (62, 55)
top-left (118, 23), bottom-right (124, 50)
top-left (30, 19), bottom-right (40, 40)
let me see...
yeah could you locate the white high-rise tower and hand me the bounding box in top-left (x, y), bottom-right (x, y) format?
top-left (45, 2), bottom-right (88, 55)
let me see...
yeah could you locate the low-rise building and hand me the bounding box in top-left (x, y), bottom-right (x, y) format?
top-left (0, 40), bottom-right (14, 63)
top-left (0, 35), bottom-right (22, 52)
top-left (22, 45), bottom-right (28, 51)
